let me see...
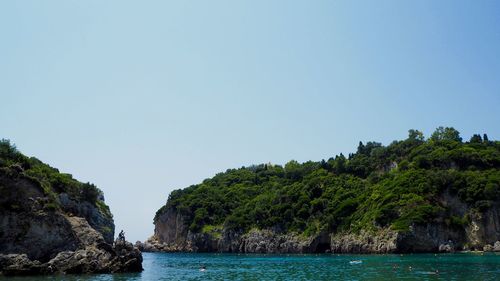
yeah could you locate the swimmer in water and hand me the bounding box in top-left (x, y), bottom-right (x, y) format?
top-left (200, 265), bottom-right (206, 272)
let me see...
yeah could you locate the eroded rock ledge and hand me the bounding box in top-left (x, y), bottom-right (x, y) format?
top-left (0, 216), bottom-right (142, 276)
top-left (0, 241), bottom-right (142, 276)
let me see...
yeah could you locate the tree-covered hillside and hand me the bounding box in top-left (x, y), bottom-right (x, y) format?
top-left (156, 127), bottom-right (500, 237)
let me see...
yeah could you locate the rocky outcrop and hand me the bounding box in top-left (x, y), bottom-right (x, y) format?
top-left (0, 238), bottom-right (142, 276)
top-left (0, 165), bottom-right (142, 276)
top-left (0, 254), bottom-right (42, 276)
top-left (0, 217), bottom-right (142, 276)
top-left (43, 237), bottom-right (142, 275)
top-left (482, 241), bottom-right (500, 252)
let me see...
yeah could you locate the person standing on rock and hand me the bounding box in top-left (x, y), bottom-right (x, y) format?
top-left (118, 230), bottom-right (126, 242)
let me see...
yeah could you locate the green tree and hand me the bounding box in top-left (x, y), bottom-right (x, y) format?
top-left (430, 126), bottom-right (462, 142)
top-left (357, 141), bottom-right (365, 154)
top-left (332, 154), bottom-right (346, 174)
top-left (285, 160), bottom-right (302, 180)
top-left (469, 134), bottom-right (483, 144)
top-left (81, 182), bottom-right (100, 204)
top-left (483, 134), bottom-right (489, 143)
top-left (408, 129), bottom-right (425, 141)
top-left (0, 139), bottom-right (18, 160)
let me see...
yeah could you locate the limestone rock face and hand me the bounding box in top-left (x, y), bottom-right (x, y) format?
top-left (396, 224), bottom-right (465, 253)
top-left (330, 229), bottom-right (399, 254)
top-left (149, 196), bottom-right (500, 254)
top-left (144, 227), bottom-right (333, 254)
top-left (153, 207), bottom-right (189, 247)
top-left (465, 206), bottom-right (500, 249)
top-left (0, 211), bottom-right (79, 262)
top-left (239, 229), bottom-right (316, 253)
top-left (151, 206), bottom-right (399, 254)
top-left (59, 193), bottom-right (115, 244)
top-left (0, 169), bottom-right (80, 262)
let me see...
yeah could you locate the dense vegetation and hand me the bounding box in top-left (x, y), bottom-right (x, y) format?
top-left (156, 127), bottom-right (500, 236)
top-left (0, 139), bottom-right (111, 218)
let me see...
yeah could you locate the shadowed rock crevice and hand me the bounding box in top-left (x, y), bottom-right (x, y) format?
top-left (314, 243), bottom-right (331, 253)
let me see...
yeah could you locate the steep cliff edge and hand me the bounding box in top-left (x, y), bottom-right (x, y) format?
top-left (0, 140), bottom-right (142, 275)
top-left (147, 128), bottom-right (500, 254)
top-left (144, 200), bottom-right (500, 254)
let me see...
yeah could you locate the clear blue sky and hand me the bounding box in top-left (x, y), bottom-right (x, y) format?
top-left (1, 0), bottom-right (499, 242)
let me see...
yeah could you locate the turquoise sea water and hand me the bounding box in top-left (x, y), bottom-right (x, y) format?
top-left (2, 252), bottom-right (500, 280)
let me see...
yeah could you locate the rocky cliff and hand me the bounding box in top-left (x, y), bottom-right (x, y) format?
top-left (0, 141), bottom-right (142, 276)
top-left (144, 199), bottom-right (500, 254)
top-left (143, 206), bottom-right (337, 253)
